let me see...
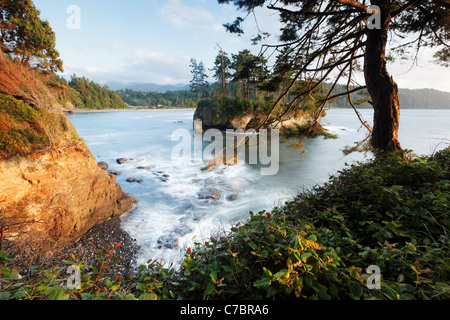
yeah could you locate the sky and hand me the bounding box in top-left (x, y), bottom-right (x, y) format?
top-left (33, 0), bottom-right (449, 91)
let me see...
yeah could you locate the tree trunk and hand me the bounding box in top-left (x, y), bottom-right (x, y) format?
top-left (364, 0), bottom-right (402, 151)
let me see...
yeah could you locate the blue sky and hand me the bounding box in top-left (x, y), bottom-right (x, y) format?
top-left (34, 0), bottom-right (449, 91)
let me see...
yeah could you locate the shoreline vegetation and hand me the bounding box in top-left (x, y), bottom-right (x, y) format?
top-left (1, 148), bottom-right (448, 300)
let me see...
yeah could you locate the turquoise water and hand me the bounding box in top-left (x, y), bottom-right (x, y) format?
top-left (67, 108), bottom-right (450, 266)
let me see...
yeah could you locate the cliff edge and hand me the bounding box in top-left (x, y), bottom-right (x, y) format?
top-left (0, 144), bottom-right (137, 249)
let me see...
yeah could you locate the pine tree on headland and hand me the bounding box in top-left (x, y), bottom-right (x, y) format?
top-left (0, 0), bottom-right (63, 73)
top-left (190, 58), bottom-right (209, 102)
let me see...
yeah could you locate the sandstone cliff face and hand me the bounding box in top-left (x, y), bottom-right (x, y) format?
top-left (0, 144), bottom-right (137, 248)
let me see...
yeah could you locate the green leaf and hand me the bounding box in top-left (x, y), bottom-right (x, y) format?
top-left (262, 267), bottom-right (272, 277)
top-left (349, 282), bottom-right (363, 300)
top-left (139, 293), bottom-right (158, 300)
top-left (254, 278), bottom-right (271, 289)
top-left (204, 282), bottom-right (215, 295)
top-left (14, 290), bottom-right (27, 299)
top-left (0, 251), bottom-right (8, 260)
top-left (210, 271), bottom-right (217, 284)
top-left (46, 287), bottom-right (64, 300)
top-left (273, 269), bottom-right (289, 280)
top-left (81, 293), bottom-right (95, 300)
top-left (301, 252), bottom-right (311, 262)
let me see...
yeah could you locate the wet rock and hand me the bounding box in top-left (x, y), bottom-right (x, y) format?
top-left (137, 179), bottom-right (144, 183)
top-left (198, 187), bottom-right (223, 201)
top-left (97, 161), bottom-right (109, 170)
top-left (137, 166), bottom-right (155, 170)
top-left (226, 194), bottom-right (238, 201)
top-left (126, 178), bottom-right (137, 183)
top-left (108, 170), bottom-right (122, 176)
top-left (116, 158), bottom-right (128, 165)
top-left (173, 225), bottom-right (193, 237)
top-left (157, 235), bottom-right (179, 249)
top-left (155, 172), bottom-right (170, 182)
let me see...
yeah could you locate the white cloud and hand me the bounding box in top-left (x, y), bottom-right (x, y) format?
top-left (63, 49), bottom-right (192, 85)
top-left (159, 0), bottom-right (215, 29)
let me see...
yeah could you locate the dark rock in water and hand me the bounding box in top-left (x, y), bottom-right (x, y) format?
top-left (154, 172), bottom-right (170, 182)
top-left (157, 235), bottom-right (179, 249)
top-left (198, 187), bottom-right (223, 201)
top-left (108, 170), bottom-right (122, 176)
top-left (173, 226), bottom-right (193, 237)
top-left (117, 158), bottom-right (128, 165)
top-left (226, 194), bottom-right (238, 201)
top-left (126, 178), bottom-right (137, 183)
top-left (137, 165), bottom-right (155, 170)
top-left (137, 179), bottom-right (144, 183)
top-left (97, 161), bottom-right (109, 170)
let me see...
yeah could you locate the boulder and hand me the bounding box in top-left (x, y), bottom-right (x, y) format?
top-left (198, 187), bottom-right (223, 201)
top-left (97, 161), bottom-right (109, 170)
top-left (107, 170), bottom-right (122, 176)
top-left (116, 158), bottom-right (128, 165)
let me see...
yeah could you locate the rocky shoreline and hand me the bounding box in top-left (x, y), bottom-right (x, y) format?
top-left (58, 217), bottom-right (140, 275)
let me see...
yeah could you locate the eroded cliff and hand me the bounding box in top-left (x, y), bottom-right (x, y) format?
top-left (0, 143), bottom-right (137, 249)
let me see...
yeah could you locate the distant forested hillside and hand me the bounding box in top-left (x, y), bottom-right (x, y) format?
top-left (327, 85), bottom-right (450, 109)
top-left (114, 83), bottom-right (449, 110)
top-left (53, 75), bottom-right (127, 110)
top-left (115, 89), bottom-right (199, 108)
top-left (398, 89), bottom-right (450, 109)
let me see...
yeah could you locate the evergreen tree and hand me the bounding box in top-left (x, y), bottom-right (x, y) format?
top-left (218, 0), bottom-right (449, 152)
top-left (212, 47), bottom-right (232, 95)
top-left (0, 0), bottom-right (63, 73)
top-left (189, 58), bottom-right (209, 101)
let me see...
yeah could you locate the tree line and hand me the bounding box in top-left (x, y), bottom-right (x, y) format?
top-left (115, 88), bottom-right (199, 109)
top-left (49, 75), bottom-right (127, 110)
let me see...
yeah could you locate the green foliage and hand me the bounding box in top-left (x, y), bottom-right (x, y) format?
top-left (190, 58), bottom-right (209, 99)
top-left (0, 94), bottom-right (71, 158)
top-left (1, 149), bottom-right (448, 300)
top-left (0, 0), bottom-right (63, 73)
top-left (65, 75), bottom-right (127, 110)
top-left (116, 89), bottom-right (198, 108)
top-left (198, 96), bottom-right (260, 123)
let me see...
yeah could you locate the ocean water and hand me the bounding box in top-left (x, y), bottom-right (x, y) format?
top-left (67, 108), bottom-right (450, 267)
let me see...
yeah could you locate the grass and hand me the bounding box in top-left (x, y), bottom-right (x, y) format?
top-left (1, 148), bottom-right (448, 300)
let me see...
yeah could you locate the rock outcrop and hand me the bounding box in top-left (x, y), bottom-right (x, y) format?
top-left (193, 98), bottom-right (321, 133)
top-left (0, 144), bottom-right (137, 249)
